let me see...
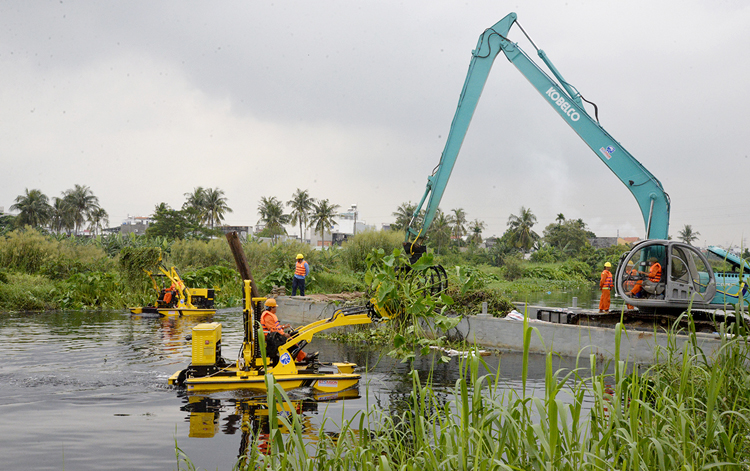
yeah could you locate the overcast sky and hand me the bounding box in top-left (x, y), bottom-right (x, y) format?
top-left (2, 1), bottom-right (748, 248)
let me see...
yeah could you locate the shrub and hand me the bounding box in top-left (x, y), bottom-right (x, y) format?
top-left (41, 239), bottom-right (112, 280)
top-left (52, 271), bottom-right (127, 309)
top-left (341, 230), bottom-right (403, 273)
top-left (0, 272), bottom-right (58, 310)
top-left (0, 228), bottom-right (56, 274)
top-left (501, 253), bottom-right (524, 281)
top-left (169, 238), bottom-right (233, 270)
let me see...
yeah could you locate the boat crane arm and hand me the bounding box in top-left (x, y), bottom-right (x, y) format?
top-left (405, 12), bottom-right (670, 250)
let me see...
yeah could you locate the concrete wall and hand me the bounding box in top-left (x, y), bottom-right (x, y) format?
top-left (275, 296), bottom-right (726, 364)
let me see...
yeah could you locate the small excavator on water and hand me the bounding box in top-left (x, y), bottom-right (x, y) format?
top-left (168, 233), bottom-right (385, 393)
top-left (129, 254), bottom-right (216, 316)
top-left (403, 12), bottom-right (749, 316)
top-left (168, 280), bottom-right (383, 393)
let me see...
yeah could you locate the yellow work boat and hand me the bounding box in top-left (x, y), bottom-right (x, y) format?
top-left (168, 281), bottom-right (383, 394)
top-left (129, 263), bottom-right (216, 317)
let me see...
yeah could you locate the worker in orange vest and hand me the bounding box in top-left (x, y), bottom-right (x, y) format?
top-left (260, 298), bottom-right (317, 363)
top-left (599, 262), bottom-right (614, 313)
top-left (291, 253), bottom-right (310, 296)
top-left (623, 261), bottom-right (638, 309)
top-left (630, 257), bottom-right (662, 298)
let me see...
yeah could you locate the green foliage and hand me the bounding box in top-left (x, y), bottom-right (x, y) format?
top-left (169, 238), bottom-right (233, 270)
top-left (542, 219), bottom-right (593, 257)
top-left (446, 284), bottom-right (514, 316)
top-left (146, 203), bottom-right (206, 239)
top-left (98, 232), bottom-right (172, 257)
top-left (41, 238), bottom-right (112, 280)
top-left (181, 265), bottom-right (237, 289)
top-left (118, 247), bottom-right (162, 284)
top-left (52, 271), bottom-right (126, 309)
top-left (0, 228), bottom-right (56, 274)
top-left (366, 247), bottom-right (459, 361)
top-left (340, 229), bottom-right (403, 272)
top-left (529, 243), bottom-right (562, 263)
top-left (0, 272), bottom-right (57, 310)
top-left (313, 271), bottom-right (363, 293)
top-left (259, 267), bottom-right (293, 293)
top-left (501, 252), bottom-right (524, 280)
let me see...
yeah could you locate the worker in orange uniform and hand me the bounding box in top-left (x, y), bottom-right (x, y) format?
top-left (623, 261), bottom-right (638, 309)
top-left (292, 253), bottom-right (310, 296)
top-left (599, 262), bottom-right (614, 312)
top-left (630, 257), bottom-right (662, 298)
top-left (260, 298), bottom-right (317, 363)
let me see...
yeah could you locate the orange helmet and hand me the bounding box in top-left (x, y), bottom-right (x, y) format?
top-left (264, 298), bottom-right (277, 308)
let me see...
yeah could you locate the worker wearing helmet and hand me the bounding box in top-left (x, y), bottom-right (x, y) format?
top-left (599, 262), bottom-right (614, 313)
top-left (292, 253), bottom-right (310, 296)
top-left (260, 298), bottom-right (317, 363)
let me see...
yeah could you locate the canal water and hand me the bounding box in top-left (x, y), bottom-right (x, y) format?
top-left (0, 309), bottom-right (598, 470)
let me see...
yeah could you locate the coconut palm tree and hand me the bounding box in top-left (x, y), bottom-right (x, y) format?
top-left (450, 208), bottom-right (467, 241)
top-left (88, 207), bottom-right (109, 236)
top-left (258, 196), bottom-right (289, 239)
top-left (50, 197), bottom-right (75, 234)
top-left (62, 184), bottom-right (101, 235)
top-left (678, 224), bottom-right (701, 246)
top-left (391, 202), bottom-right (421, 231)
top-left (287, 189), bottom-right (314, 240)
top-left (203, 187), bottom-right (232, 229)
top-left (469, 218), bottom-right (486, 245)
top-left (507, 206), bottom-right (540, 252)
top-left (556, 213), bottom-right (565, 225)
top-left (10, 188), bottom-right (51, 228)
top-left (309, 199), bottom-right (339, 246)
top-left (183, 187), bottom-right (207, 225)
top-left (428, 209), bottom-right (452, 254)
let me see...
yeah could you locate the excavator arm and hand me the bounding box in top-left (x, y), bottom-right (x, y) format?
top-left (405, 12), bottom-right (670, 249)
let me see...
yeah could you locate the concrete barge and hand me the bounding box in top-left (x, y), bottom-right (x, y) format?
top-left (275, 296), bottom-right (729, 364)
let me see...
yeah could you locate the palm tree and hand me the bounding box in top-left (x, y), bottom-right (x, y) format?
top-left (469, 218), bottom-right (486, 245)
top-left (203, 187), bottom-right (232, 229)
top-left (287, 189), bottom-right (314, 240)
top-left (183, 187), bottom-right (207, 225)
top-left (556, 213), bottom-right (565, 225)
top-left (258, 196), bottom-right (289, 239)
top-left (428, 209), bottom-right (452, 254)
top-left (678, 224), bottom-right (701, 246)
top-left (10, 188), bottom-right (51, 228)
top-left (62, 184), bottom-right (101, 235)
top-left (88, 207), bottom-right (109, 236)
top-left (309, 199), bottom-right (339, 246)
top-left (391, 202), bottom-right (420, 231)
top-left (507, 206), bottom-right (540, 252)
top-left (450, 208), bottom-right (467, 241)
top-left (50, 197), bottom-right (75, 234)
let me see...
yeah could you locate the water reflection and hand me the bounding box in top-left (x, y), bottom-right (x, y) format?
top-left (180, 387), bottom-right (362, 463)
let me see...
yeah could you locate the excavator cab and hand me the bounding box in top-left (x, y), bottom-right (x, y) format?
top-left (615, 240), bottom-right (716, 311)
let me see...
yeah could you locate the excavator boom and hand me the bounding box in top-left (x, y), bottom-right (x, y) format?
top-left (406, 12), bottom-right (670, 243)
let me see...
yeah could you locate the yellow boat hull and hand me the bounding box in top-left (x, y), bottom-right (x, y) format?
top-left (129, 306), bottom-right (215, 317)
top-left (169, 362), bottom-right (360, 394)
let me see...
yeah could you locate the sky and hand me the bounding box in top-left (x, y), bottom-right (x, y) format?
top-left (1, 1), bottom-right (748, 249)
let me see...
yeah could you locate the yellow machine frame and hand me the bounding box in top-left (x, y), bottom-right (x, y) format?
top-left (168, 280), bottom-right (384, 393)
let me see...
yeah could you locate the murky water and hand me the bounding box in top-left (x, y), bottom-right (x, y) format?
top-left (0, 309), bottom-right (598, 470)
top-left (515, 284), bottom-right (630, 311)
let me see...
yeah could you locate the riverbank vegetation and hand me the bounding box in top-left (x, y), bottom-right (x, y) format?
top-left (0, 224), bottom-right (629, 312)
top-left (0, 227), bottom-right (615, 315)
